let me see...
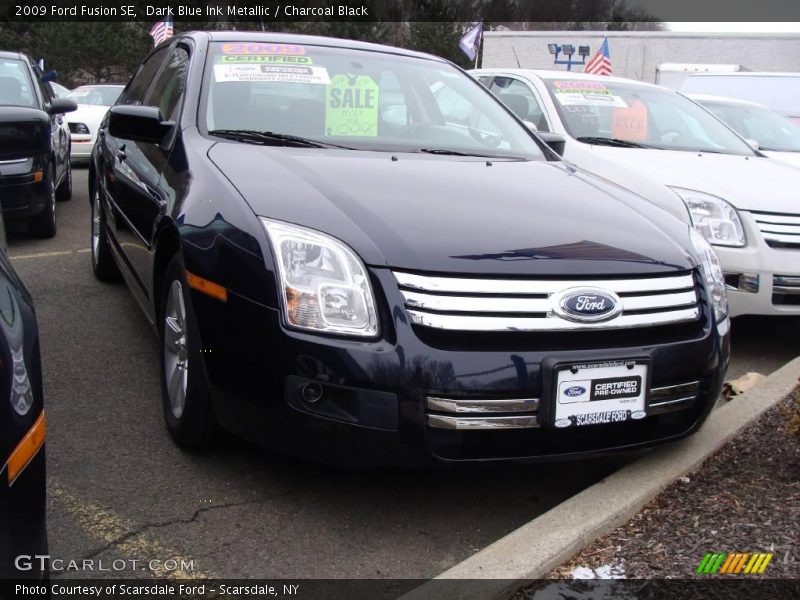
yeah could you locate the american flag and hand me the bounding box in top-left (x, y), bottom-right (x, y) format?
top-left (149, 15), bottom-right (173, 46)
top-left (584, 37), bottom-right (612, 76)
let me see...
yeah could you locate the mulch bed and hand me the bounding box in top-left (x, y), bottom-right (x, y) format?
top-left (543, 385), bottom-right (800, 580)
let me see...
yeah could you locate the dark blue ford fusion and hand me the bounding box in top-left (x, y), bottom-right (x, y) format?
top-left (90, 31), bottom-right (729, 465)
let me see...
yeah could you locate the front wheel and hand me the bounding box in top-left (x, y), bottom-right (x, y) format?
top-left (56, 155), bottom-right (72, 201)
top-left (160, 254), bottom-right (217, 450)
top-left (91, 187), bottom-right (121, 281)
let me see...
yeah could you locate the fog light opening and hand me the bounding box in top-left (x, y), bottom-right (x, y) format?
top-left (301, 382), bottom-right (324, 404)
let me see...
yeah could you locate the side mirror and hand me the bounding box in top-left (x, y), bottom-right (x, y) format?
top-left (744, 138), bottom-right (760, 151)
top-left (0, 107), bottom-right (52, 159)
top-left (48, 98), bottom-right (77, 115)
top-left (537, 132), bottom-right (566, 157)
top-left (108, 105), bottom-right (174, 145)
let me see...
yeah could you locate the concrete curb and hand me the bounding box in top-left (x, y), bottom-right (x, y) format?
top-left (403, 355), bottom-right (800, 600)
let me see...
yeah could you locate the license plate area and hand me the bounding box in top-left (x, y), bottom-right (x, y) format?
top-left (552, 359), bottom-right (650, 428)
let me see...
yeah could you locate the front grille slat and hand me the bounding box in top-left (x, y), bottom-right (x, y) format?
top-left (395, 270), bottom-right (700, 332)
top-left (751, 211), bottom-right (800, 249)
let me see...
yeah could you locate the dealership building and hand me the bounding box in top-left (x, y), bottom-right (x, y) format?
top-left (482, 31), bottom-right (800, 88)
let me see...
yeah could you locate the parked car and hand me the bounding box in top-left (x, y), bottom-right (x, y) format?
top-left (473, 68), bottom-right (800, 318)
top-left (49, 81), bottom-right (70, 98)
top-left (91, 32), bottom-right (728, 465)
top-left (687, 94), bottom-right (800, 169)
top-left (0, 50), bottom-right (76, 237)
top-left (65, 84), bottom-right (124, 163)
top-left (681, 72), bottom-right (800, 125)
top-left (0, 210), bottom-right (47, 579)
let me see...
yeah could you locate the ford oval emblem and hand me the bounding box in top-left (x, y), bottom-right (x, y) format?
top-left (554, 418), bottom-right (572, 428)
top-left (631, 410), bottom-right (647, 420)
top-left (564, 386), bottom-right (586, 397)
top-left (551, 287), bottom-right (623, 323)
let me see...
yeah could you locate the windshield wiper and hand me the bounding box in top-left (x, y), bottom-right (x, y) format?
top-left (576, 136), bottom-right (654, 149)
top-left (209, 129), bottom-right (354, 149)
top-left (417, 148), bottom-right (523, 159)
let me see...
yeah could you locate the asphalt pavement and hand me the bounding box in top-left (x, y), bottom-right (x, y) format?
top-left (7, 168), bottom-right (799, 580)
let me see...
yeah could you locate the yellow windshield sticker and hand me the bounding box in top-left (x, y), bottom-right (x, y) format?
top-left (552, 80), bottom-right (628, 108)
top-left (325, 74), bottom-right (379, 137)
top-left (219, 54), bottom-right (313, 65)
top-left (221, 43), bottom-right (307, 56)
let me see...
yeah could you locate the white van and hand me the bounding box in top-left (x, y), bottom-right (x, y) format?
top-left (681, 73), bottom-right (800, 124)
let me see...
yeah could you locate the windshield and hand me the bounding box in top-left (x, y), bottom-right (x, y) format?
top-left (67, 85), bottom-right (123, 106)
top-left (202, 42), bottom-right (545, 159)
top-left (700, 101), bottom-right (800, 153)
top-left (543, 78), bottom-right (754, 155)
top-left (0, 58), bottom-right (36, 108)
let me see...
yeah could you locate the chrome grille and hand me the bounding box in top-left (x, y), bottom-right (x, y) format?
top-left (750, 211), bottom-right (800, 249)
top-left (773, 274), bottom-right (800, 306)
top-left (394, 271), bottom-right (699, 332)
top-left (426, 396), bottom-right (540, 430)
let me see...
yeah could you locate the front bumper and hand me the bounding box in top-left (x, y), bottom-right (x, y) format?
top-left (191, 270), bottom-right (729, 466)
top-left (0, 163), bottom-right (48, 220)
top-left (718, 211), bottom-right (800, 317)
top-left (70, 133), bottom-right (96, 161)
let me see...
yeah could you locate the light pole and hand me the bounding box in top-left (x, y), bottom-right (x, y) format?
top-left (547, 43), bottom-right (591, 71)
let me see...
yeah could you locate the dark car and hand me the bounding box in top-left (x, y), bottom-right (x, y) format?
top-left (0, 212), bottom-right (47, 578)
top-left (90, 32), bottom-right (729, 465)
top-left (0, 50), bottom-right (76, 238)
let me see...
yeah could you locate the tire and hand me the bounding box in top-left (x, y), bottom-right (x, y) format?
top-left (90, 186), bottom-right (121, 281)
top-left (159, 254), bottom-right (217, 450)
top-left (56, 155), bottom-right (72, 201)
top-left (29, 165), bottom-right (57, 239)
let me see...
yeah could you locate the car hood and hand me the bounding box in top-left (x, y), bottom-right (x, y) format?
top-left (583, 145), bottom-right (800, 213)
top-left (208, 143), bottom-right (696, 276)
top-left (67, 104), bottom-right (110, 129)
top-left (761, 150), bottom-right (800, 170)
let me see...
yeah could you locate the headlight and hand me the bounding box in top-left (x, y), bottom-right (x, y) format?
top-left (690, 229), bottom-right (729, 322)
top-left (670, 187), bottom-right (745, 247)
top-left (262, 219), bottom-right (379, 337)
top-left (10, 347), bottom-right (34, 416)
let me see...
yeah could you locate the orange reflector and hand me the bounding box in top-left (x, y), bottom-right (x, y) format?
top-left (186, 271), bottom-right (228, 302)
top-left (7, 411), bottom-right (46, 486)
top-left (32, 171), bottom-right (43, 183)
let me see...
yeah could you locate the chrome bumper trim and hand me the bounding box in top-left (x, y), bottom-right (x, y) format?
top-left (426, 396), bottom-right (539, 414)
top-left (427, 414), bottom-right (540, 430)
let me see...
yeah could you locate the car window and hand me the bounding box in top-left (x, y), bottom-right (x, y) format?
top-left (682, 75), bottom-right (800, 116)
top-left (204, 43), bottom-right (545, 160)
top-left (67, 86), bottom-right (123, 106)
top-left (703, 101), bottom-right (800, 152)
top-left (146, 47), bottom-right (190, 120)
top-left (544, 78), bottom-right (753, 155)
top-left (118, 47), bottom-right (169, 106)
top-left (0, 58), bottom-right (37, 107)
top-left (490, 77), bottom-right (549, 132)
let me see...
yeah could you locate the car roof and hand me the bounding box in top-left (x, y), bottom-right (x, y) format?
top-left (470, 68), bottom-right (665, 90)
top-left (687, 72), bottom-right (800, 78)
top-left (0, 50), bottom-right (27, 61)
top-left (179, 31), bottom-right (444, 63)
top-left (686, 93), bottom-right (767, 108)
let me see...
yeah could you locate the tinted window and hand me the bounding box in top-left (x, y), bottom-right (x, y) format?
top-left (118, 47), bottom-right (169, 106)
top-left (204, 43), bottom-right (544, 160)
top-left (544, 78), bottom-right (754, 155)
top-left (0, 58), bottom-right (36, 107)
top-left (146, 48), bottom-right (190, 120)
top-left (490, 77), bottom-right (549, 132)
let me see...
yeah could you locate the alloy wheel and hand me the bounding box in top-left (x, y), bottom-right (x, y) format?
top-left (163, 280), bottom-right (189, 419)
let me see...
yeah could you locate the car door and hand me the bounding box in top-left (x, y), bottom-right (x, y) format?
top-left (99, 46), bottom-right (169, 301)
top-left (106, 45), bottom-right (191, 299)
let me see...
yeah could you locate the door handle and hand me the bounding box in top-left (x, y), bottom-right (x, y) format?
top-left (116, 145), bottom-right (127, 161)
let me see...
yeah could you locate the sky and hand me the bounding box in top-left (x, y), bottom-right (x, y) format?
top-left (667, 22), bottom-right (800, 32)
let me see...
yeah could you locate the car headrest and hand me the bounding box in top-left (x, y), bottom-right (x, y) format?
top-left (498, 93), bottom-right (530, 120)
